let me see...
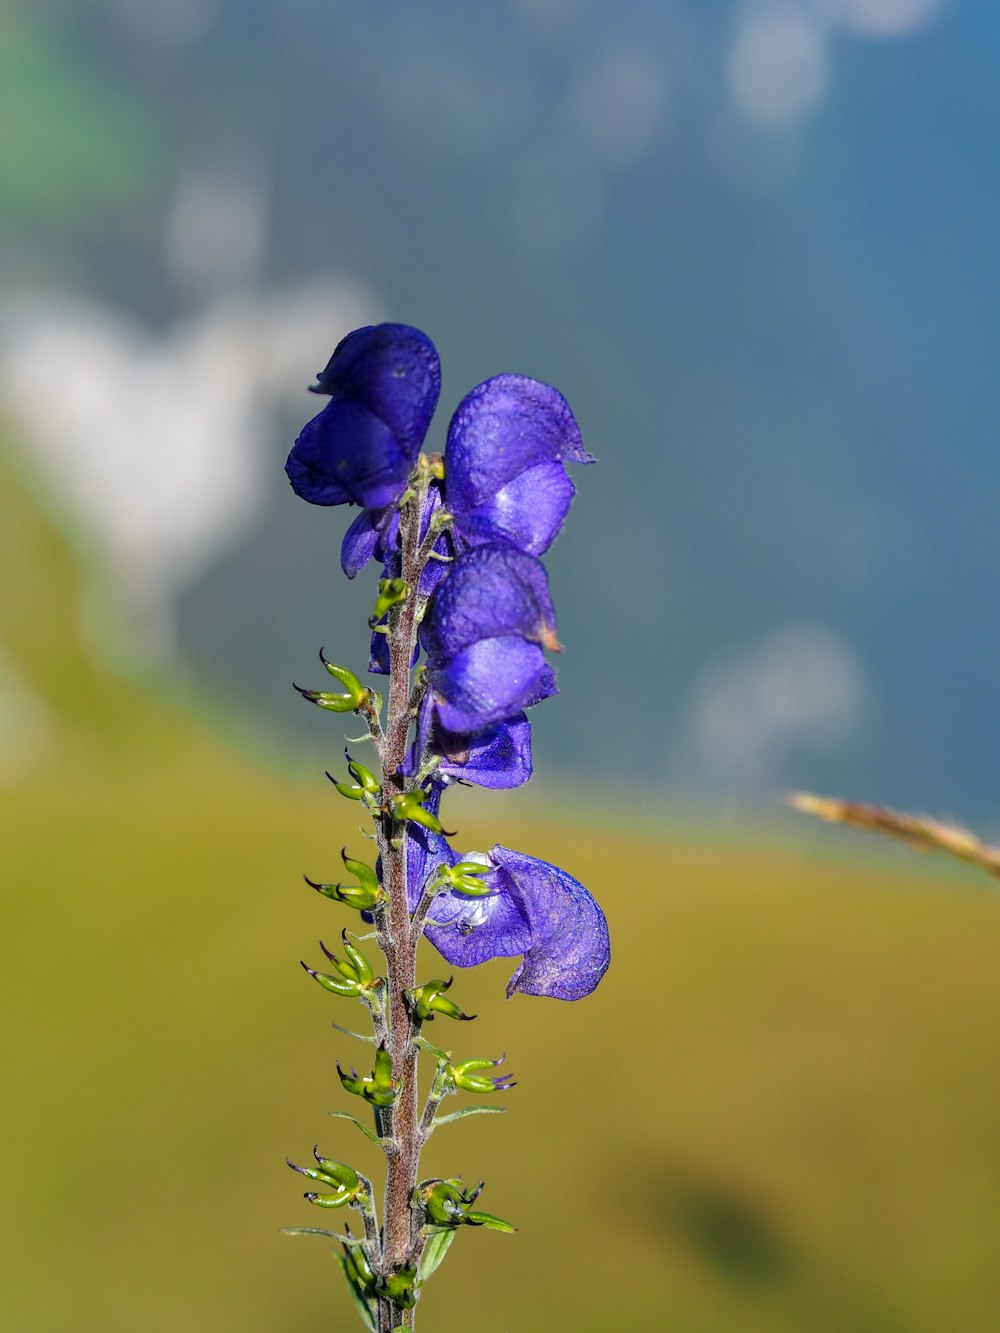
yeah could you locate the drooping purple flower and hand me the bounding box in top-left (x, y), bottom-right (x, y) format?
top-left (286, 324), bottom-right (440, 510)
top-left (444, 374), bottom-right (594, 557)
top-left (402, 696), bottom-right (533, 790)
top-left (410, 840), bottom-right (609, 1002)
top-left (419, 543), bottom-right (559, 733)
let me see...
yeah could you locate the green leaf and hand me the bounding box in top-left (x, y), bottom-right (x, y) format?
top-left (336, 1253), bottom-right (376, 1332)
top-left (280, 1226), bottom-right (350, 1241)
top-left (328, 1109), bottom-right (385, 1146)
top-left (417, 1228), bottom-right (456, 1283)
top-left (432, 1105), bottom-right (507, 1129)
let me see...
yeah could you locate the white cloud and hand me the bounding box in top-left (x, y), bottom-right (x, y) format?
top-left (728, 2), bottom-right (830, 129)
top-left (0, 279), bottom-right (377, 646)
top-left (685, 623), bottom-right (867, 787)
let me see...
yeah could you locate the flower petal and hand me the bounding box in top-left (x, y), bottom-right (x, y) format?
top-left (451, 461), bottom-right (575, 556)
top-left (426, 866), bottom-right (532, 967)
top-left (493, 847), bottom-right (609, 1001)
top-left (287, 324), bottom-right (440, 510)
top-left (427, 636), bottom-right (553, 734)
top-left (419, 543), bottom-right (556, 665)
top-left (444, 373), bottom-right (593, 516)
top-left (313, 323), bottom-right (440, 455)
top-left (402, 698), bottom-right (533, 789)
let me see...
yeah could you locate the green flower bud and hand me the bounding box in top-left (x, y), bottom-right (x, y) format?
top-left (369, 578), bottom-right (410, 627)
top-left (337, 1042), bottom-right (397, 1108)
top-left (447, 1053), bottom-right (516, 1094)
top-left (303, 875), bottom-right (383, 913)
top-left (287, 1150), bottom-right (362, 1210)
top-left (332, 780), bottom-right (365, 801)
top-left (338, 930), bottom-right (375, 986)
top-left (374, 1265), bottom-right (417, 1309)
top-left (346, 755), bottom-right (380, 795)
top-left (341, 848), bottom-right (380, 894)
top-left (389, 790), bottom-right (453, 835)
top-left (300, 959), bottom-right (363, 998)
top-left (406, 977), bottom-right (475, 1023)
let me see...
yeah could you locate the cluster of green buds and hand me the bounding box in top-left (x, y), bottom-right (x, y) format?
top-left (301, 928), bottom-right (382, 1001)
top-left (286, 1148), bottom-right (369, 1212)
top-left (431, 857), bottom-right (494, 898)
top-left (415, 1178), bottom-right (515, 1233)
top-left (445, 1053), bottom-right (516, 1094)
top-left (304, 847), bottom-right (385, 912)
top-left (294, 651), bottom-right (375, 715)
top-left (337, 1043), bottom-right (397, 1108)
top-left (329, 750), bottom-right (381, 807)
top-left (406, 977), bottom-right (475, 1023)
top-left (388, 789), bottom-right (452, 836)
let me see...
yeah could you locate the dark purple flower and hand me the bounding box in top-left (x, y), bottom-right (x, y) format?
top-left (409, 839), bottom-right (609, 1001)
top-left (402, 696), bottom-right (532, 790)
top-left (419, 543), bottom-right (559, 733)
top-left (444, 374), bottom-right (593, 556)
top-left (286, 324), bottom-right (440, 510)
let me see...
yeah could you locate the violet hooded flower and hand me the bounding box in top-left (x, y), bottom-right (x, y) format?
top-left (402, 697), bottom-right (532, 791)
top-left (285, 323), bottom-right (440, 510)
top-left (406, 829), bottom-right (609, 1001)
top-left (419, 542), bottom-right (559, 734)
top-left (443, 374), bottom-right (594, 557)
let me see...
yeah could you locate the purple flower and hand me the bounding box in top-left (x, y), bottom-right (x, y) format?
top-left (285, 324), bottom-right (440, 510)
top-left (444, 375), bottom-right (594, 556)
top-left (407, 834), bottom-right (609, 1001)
top-left (419, 543), bottom-right (559, 733)
top-left (402, 696), bottom-right (533, 790)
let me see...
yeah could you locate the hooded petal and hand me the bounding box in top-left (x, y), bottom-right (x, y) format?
top-left (450, 461), bottom-right (575, 556)
top-left (402, 698), bottom-right (533, 789)
top-left (425, 860), bottom-right (532, 967)
top-left (492, 846), bottom-right (609, 1000)
top-left (341, 507), bottom-right (395, 578)
top-left (287, 324), bottom-right (440, 510)
top-left (312, 323), bottom-right (440, 454)
top-left (444, 373), bottom-right (592, 516)
top-left (419, 543), bottom-right (556, 665)
top-left (425, 846), bottom-right (609, 1000)
top-left (427, 636), bottom-right (553, 734)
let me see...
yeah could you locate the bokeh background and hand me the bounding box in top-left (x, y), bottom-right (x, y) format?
top-left (3, 1), bottom-right (1000, 1329)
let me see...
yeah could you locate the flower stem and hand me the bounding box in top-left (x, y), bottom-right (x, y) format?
top-left (375, 471), bottom-right (430, 1329)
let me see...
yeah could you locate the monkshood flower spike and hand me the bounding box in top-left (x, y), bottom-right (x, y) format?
top-left (281, 322), bottom-right (609, 1331)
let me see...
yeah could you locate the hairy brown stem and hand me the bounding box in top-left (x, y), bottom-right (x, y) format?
top-left (375, 475), bottom-right (429, 1330)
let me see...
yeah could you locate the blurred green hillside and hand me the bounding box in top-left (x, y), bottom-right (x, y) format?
top-left (3, 449), bottom-right (1000, 1333)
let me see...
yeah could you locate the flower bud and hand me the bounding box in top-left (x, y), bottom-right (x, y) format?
top-left (374, 1265), bottom-right (417, 1309)
top-left (389, 790), bottom-right (453, 835)
top-left (446, 1053), bottom-right (516, 1094)
top-left (369, 578), bottom-right (410, 627)
top-left (406, 977), bottom-right (475, 1023)
top-left (287, 1150), bottom-right (362, 1209)
top-left (416, 1178), bottom-right (516, 1232)
top-left (303, 875), bottom-right (383, 913)
top-left (337, 1042), bottom-right (397, 1108)
top-left (345, 752), bottom-right (380, 795)
top-left (300, 958), bottom-right (364, 998)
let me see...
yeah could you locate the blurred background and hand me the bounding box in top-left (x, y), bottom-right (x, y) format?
top-left (3, 0), bottom-right (1000, 1329)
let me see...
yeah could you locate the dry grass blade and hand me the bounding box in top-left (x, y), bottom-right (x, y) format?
top-left (789, 793), bottom-right (1000, 883)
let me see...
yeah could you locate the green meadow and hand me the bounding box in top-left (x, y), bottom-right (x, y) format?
top-left (4, 453), bottom-right (1000, 1333)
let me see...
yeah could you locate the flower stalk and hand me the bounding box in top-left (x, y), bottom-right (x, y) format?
top-left (282, 323), bottom-right (610, 1331)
